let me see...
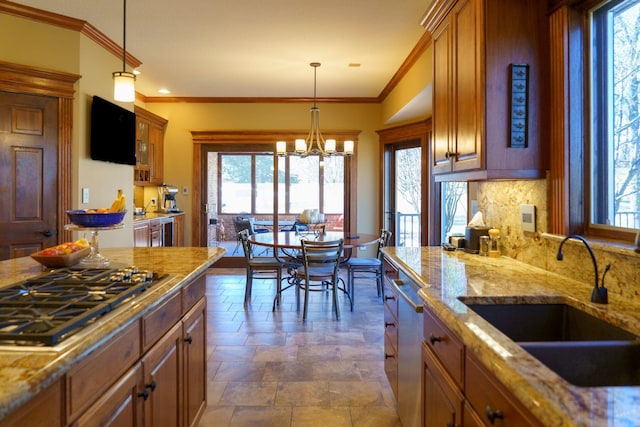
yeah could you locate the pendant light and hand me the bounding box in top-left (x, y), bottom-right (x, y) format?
top-left (276, 63), bottom-right (354, 157)
top-left (113, 0), bottom-right (136, 102)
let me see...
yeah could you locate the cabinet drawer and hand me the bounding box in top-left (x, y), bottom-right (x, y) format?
top-left (423, 307), bottom-right (464, 388)
top-left (142, 291), bottom-right (181, 351)
top-left (2, 379), bottom-right (63, 427)
top-left (466, 352), bottom-right (542, 427)
top-left (383, 283), bottom-right (398, 321)
top-left (182, 274), bottom-right (205, 314)
top-left (66, 322), bottom-right (140, 422)
top-left (383, 258), bottom-right (399, 281)
top-left (383, 334), bottom-right (398, 399)
top-left (383, 303), bottom-right (398, 351)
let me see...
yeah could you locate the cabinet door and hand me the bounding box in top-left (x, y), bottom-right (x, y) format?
top-left (142, 322), bottom-right (182, 427)
top-left (72, 364), bottom-right (144, 427)
top-left (182, 299), bottom-right (207, 427)
top-left (134, 222), bottom-right (150, 247)
top-left (173, 214), bottom-right (185, 247)
top-left (452, 0), bottom-right (482, 172)
top-left (423, 343), bottom-right (463, 427)
top-left (1, 379), bottom-right (63, 427)
top-left (431, 14), bottom-right (454, 175)
top-left (149, 124), bottom-right (164, 185)
top-left (150, 221), bottom-right (163, 247)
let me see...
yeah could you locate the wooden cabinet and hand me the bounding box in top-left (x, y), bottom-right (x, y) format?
top-left (422, 304), bottom-right (542, 427)
top-left (173, 214), bottom-right (185, 247)
top-left (134, 215), bottom-right (184, 248)
top-left (424, 0), bottom-right (547, 180)
top-left (134, 221), bottom-right (150, 247)
top-left (382, 259), bottom-right (399, 398)
top-left (422, 343), bottom-right (463, 427)
top-left (0, 379), bottom-right (63, 427)
top-left (134, 107), bottom-right (167, 186)
top-left (5, 274), bottom-right (208, 427)
top-left (182, 299), bottom-right (207, 427)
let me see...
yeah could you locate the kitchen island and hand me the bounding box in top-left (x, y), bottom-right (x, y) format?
top-left (382, 246), bottom-right (640, 426)
top-left (0, 246), bottom-right (225, 426)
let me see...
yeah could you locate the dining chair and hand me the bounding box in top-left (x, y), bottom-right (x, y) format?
top-left (238, 229), bottom-right (283, 306)
top-left (295, 238), bottom-right (348, 322)
top-left (345, 229), bottom-right (392, 309)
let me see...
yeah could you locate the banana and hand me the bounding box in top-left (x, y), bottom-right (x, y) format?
top-left (109, 189), bottom-right (126, 212)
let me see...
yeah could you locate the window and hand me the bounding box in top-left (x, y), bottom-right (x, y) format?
top-left (441, 182), bottom-right (468, 243)
top-left (591, 0), bottom-right (640, 231)
top-left (219, 153), bottom-right (344, 215)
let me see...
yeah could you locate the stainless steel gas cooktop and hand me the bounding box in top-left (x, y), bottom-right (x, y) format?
top-left (0, 267), bottom-right (166, 347)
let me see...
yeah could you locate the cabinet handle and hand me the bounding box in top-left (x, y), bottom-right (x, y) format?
top-left (137, 389), bottom-right (150, 400)
top-left (485, 405), bottom-right (504, 424)
top-left (145, 380), bottom-right (157, 392)
top-left (444, 151), bottom-right (457, 160)
top-left (184, 335), bottom-right (193, 344)
top-left (384, 353), bottom-right (395, 360)
top-left (429, 334), bottom-right (442, 345)
top-left (384, 295), bottom-right (396, 301)
top-left (384, 322), bottom-right (395, 329)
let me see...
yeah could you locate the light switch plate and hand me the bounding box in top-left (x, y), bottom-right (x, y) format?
top-left (520, 204), bottom-right (536, 232)
top-left (82, 188), bottom-right (89, 204)
top-left (182, 186), bottom-right (188, 195)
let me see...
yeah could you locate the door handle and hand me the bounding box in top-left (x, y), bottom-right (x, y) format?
top-left (41, 230), bottom-right (53, 237)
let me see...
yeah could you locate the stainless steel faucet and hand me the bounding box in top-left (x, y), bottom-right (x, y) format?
top-left (556, 234), bottom-right (608, 304)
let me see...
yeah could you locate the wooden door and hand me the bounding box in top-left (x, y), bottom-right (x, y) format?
top-left (0, 92), bottom-right (59, 259)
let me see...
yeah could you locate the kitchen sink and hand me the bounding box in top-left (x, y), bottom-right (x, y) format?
top-left (461, 301), bottom-right (637, 342)
top-left (459, 298), bottom-right (640, 386)
top-left (521, 341), bottom-right (640, 387)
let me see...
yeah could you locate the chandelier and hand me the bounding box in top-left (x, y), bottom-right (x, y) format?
top-left (112, 0), bottom-right (136, 102)
top-left (276, 62), bottom-right (354, 157)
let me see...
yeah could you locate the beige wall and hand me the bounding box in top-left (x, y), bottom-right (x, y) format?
top-left (142, 102), bottom-right (383, 244)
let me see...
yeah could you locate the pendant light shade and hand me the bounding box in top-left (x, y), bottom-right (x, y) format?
top-left (113, 0), bottom-right (135, 102)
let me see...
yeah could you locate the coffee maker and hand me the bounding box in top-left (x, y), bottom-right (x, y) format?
top-left (157, 184), bottom-right (180, 213)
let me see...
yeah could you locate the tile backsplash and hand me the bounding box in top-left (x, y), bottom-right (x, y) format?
top-left (476, 177), bottom-right (640, 300)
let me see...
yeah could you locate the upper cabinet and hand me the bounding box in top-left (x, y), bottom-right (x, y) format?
top-left (134, 106), bottom-right (167, 186)
top-left (423, 0), bottom-right (549, 181)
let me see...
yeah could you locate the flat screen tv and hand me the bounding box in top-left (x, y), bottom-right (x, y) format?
top-left (90, 95), bottom-right (136, 165)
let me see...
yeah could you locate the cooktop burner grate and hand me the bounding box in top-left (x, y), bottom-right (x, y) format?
top-left (0, 267), bottom-right (164, 346)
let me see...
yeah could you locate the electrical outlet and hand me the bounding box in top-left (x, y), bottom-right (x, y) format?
top-left (151, 198), bottom-right (156, 206)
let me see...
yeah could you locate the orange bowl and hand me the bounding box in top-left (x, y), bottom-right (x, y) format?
top-left (31, 246), bottom-right (91, 268)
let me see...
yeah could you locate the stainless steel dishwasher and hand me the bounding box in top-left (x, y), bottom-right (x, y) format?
top-left (389, 270), bottom-right (424, 427)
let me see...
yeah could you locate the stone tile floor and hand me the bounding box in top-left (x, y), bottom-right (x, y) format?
top-left (198, 268), bottom-right (401, 427)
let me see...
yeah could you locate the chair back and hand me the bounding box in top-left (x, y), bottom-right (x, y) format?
top-left (376, 230), bottom-right (393, 259)
top-left (238, 229), bottom-right (253, 261)
top-left (300, 238), bottom-right (344, 280)
top-left (234, 217), bottom-right (253, 235)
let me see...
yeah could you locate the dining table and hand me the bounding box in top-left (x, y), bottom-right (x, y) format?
top-left (249, 231), bottom-right (381, 312)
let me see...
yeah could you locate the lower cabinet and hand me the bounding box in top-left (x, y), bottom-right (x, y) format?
top-left (134, 214), bottom-right (185, 247)
top-left (422, 304), bottom-right (542, 427)
top-left (3, 274), bottom-right (209, 427)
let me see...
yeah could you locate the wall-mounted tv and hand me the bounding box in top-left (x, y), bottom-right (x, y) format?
top-left (90, 95), bottom-right (136, 166)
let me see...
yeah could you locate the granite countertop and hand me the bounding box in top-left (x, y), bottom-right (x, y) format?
top-left (0, 246), bottom-right (225, 421)
top-left (382, 246), bottom-right (640, 427)
top-left (132, 211), bottom-right (184, 222)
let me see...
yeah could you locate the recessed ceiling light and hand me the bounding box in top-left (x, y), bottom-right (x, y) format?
top-left (133, 69), bottom-right (141, 75)
top-left (158, 88), bottom-right (171, 94)
top-left (348, 63), bottom-right (361, 68)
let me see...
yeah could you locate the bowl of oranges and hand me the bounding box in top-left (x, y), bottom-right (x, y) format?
top-left (31, 239), bottom-right (91, 268)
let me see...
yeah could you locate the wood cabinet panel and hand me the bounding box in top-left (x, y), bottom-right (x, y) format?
top-left (70, 363), bottom-right (143, 427)
top-left (142, 322), bottom-right (182, 427)
top-left (134, 222), bottom-right (150, 248)
top-left (66, 322), bottom-right (140, 423)
top-left (423, 307), bottom-right (464, 388)
top-left (465, 352), bottom-right (542, 427)
top-left (182, 299), bottom-right (207, 427)
top-left (182, 274), bottom-right (205, 315)
top-left (423, 343), bottom-right (463, 427)
top-left (134, 107), bottom-right (167, 187)
top-left (142, 291), bottom-right (182, 352)
top-left (173, 214), bottom-right (185, 247)
top-left (0, 379), bottom-right (63, 427)
top-left (383, 334), bottom-right (398, 399)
